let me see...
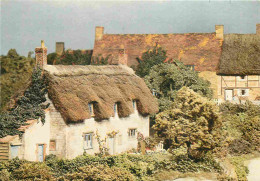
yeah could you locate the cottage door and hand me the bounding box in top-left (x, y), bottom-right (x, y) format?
top-left (225, 89), bottom-right (233, 101)
top-left (38, 144), bottom-right (44, 162)
top-left (108, 137), bottom-right (115, 155)
top-left (10, 145), bottom-right (20, 159)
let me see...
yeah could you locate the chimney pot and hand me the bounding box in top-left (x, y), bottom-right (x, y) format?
top-left (35, 40), bottom-right (47, 67)
top-left (95, 26), bottom-right (104, 41)
top-left (256, 24), bottom-right (260, 35)
top-left (215, 25), bottom-right (224, 40)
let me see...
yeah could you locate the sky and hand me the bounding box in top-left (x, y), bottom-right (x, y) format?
top-left (1, 0), bottom-right (260, 56)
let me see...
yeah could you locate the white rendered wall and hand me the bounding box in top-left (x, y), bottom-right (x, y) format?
top-left (22, 111), bottom-right (51, 161)
top-left (47, 98), bottom-right (150, 159)
top-left (65, 110), bottom-right (149, 159)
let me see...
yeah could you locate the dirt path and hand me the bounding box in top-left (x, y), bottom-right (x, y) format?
top-left (247, 157), bottom-right (260, 181)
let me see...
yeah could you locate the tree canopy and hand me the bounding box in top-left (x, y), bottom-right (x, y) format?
top-left (144, 62), bottom-right (213, 112)
top-left (135, 45), bottom-right (167, 77)
top-left (47, 50), bottom-right (92, 65)
top-left (153, 87), bottom-right (222, 159)
top-left (0, 49), bottom-right (35, 111)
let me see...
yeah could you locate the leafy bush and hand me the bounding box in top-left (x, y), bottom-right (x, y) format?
top-left (153, 87), bottom-right (222, 159)
top-left (63, 164), bottom-right (135, 181)
top-left (12, 162), bottom-right (54, 181)
top-left (1, 153), bottom-right (223, 180)
top-left (91, 54), bottom-right (111, 65)
top-left (54, 50), bottom-right (92, 65)
top-left (220, 102), bottom-right (260, 154)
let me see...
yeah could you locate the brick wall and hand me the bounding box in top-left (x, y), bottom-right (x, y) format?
top-left (35, 47), bottom-right (47, 66)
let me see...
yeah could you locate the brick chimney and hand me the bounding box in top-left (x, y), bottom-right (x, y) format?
top-left (95, 26), bottom-right (104, 41)
top-left (56, 42), bottom-right (65, 55)
top-left (215, 25), bottom-right (224, 40)
top-left (35, 40), bottom-right (47, 67)
top-left (256, 24), bottom-right (260, 35)
top-left (118, 49), bottom-right (128, 65)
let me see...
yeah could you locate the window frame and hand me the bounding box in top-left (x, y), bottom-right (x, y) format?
top-left (88, 103), bottom-right (95, 117)
top-left (114, 103), bottom-right (118, 117)
top-left (128, 128), bottom-right (137, 139)
top-left (49, 140), bottom-right (56, 151)
top-left (186, 65), bottom-right (195, 71)
top-left (237, 75), bottom-right (247, 81)
top-left (84, 133), bottom-right (93, 150)
top-left (132, 100), bottom-right (136, 110)
top-left (239, 89), bottom-right (249, 97)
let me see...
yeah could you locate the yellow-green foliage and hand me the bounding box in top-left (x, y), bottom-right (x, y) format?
top-left (12, 162), bottom-right (54, 181)
top-left (230, 156), bottom-right (249, 181)
top-left (153, 87), bottom-right (222, 159)
top-left (220, 102), bottom-right (260, 154)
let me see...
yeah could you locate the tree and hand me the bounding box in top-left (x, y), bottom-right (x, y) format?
top-left (153, 87), bottom-right (222, 159)
top-left (0, 49), bottom-right (35, 111)
top-left (54, 50), bottom-right (92, 65)
top-left (0, 67), bottom-right (49, 138)
top-left (144, 62), bottom-right (213, 112)
top-left (135, 45), bottom-right (167, 77)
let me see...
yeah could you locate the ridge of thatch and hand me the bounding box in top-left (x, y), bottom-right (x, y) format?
top-left (217, 34), bottom-right (260, 75)
top-left (44, 65), bottom-right (158, 123)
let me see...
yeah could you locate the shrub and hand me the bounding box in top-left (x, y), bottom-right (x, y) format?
top-left (63, 164), bottom-right (135, 181)
top-left (221, 102), bottom-right (260, 154)
top-left (12, 162), bottom-right (54, 181)
top-left (153, 87), bottom-right (222, 159)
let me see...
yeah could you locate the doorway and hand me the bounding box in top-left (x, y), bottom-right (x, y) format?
top-left (225, 89), bottom-right (233, 101)
top-left (37, 144), bottom-right (45, 162)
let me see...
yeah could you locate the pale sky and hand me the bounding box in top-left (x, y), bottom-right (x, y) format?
top-left (1, 0), bottom-right (260, 56)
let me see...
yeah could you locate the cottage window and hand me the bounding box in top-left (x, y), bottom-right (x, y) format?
top-left (88, 103), bottom-right (94, 117)
top-left (241, 90), bottom-right (246, 96)
top-left (84, 133), bottom-right (93, 149)
top-left (128, 129), bottom-right (137, 138)
top-left (152, 89), bottom-right (157, 96)
top-left (114, 103), bottom-right (118, 116)
top-left (241, 89), bottom-right (249, 96)
top-left (49, 140), bottom-right (56, 151)
top-left (10, 145), bottom-right (20, 159)
top-left (237, 75), bottom-right (247, 81)
top-left (132, 100), bottom-right (136, 110)
top-left (186, 65), bottom-right (195, 71)
top-left (238, 89), bottom-right (249, 96)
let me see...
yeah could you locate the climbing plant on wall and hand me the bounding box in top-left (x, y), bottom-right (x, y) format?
top-left (0, 67), bottom-right (49, 138)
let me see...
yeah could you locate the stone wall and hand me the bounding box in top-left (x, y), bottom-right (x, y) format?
top-left (46, 97), bottom-right (67, 158)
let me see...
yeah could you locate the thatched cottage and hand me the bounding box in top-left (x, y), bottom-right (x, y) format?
top-left (0, 42), bottom-right (158, 161)
top-left (217, 34), bottom-right (260, 103)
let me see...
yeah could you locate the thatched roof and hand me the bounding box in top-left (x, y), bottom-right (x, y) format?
top-left (217, 34), bottom-right (260, 75)
top-left (44, 65), bottom-right (158, 123)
